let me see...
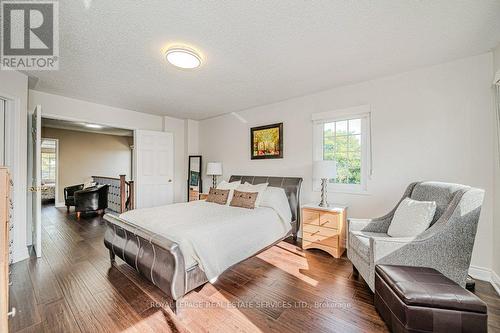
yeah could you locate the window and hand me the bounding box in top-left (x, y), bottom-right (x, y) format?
top-left (312, 106), bottom-right (371, 193)
top-left (41, 139), bottom-right (57, 183)
top-left (323, 118), bottom-right (362, 184)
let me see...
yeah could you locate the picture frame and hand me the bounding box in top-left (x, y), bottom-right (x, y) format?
top-left (250, 122), bottom-right (283, 159)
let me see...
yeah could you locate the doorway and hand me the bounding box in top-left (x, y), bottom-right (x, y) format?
top-left (40, 138), bottom-right (58, 207)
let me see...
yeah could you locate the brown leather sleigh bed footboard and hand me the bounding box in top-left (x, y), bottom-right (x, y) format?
top-left (103, 175), bottom-right (302, 313)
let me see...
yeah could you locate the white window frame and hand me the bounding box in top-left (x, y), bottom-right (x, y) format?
top-left (312, 105), bottom-right (371, 194)
top-left (41, 149), bottom-right (56, 183)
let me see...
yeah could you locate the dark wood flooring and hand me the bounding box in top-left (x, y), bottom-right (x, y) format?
top-left (8, 204), bottom-right (500, 332)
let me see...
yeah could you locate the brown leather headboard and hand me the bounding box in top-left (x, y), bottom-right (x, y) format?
top-left (228, 175), bottom-right (303, 240)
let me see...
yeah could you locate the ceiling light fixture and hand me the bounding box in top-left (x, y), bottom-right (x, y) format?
top-left (85, 123), bottom-right (103, 129)
top-left (165, 47), bottom-right (202, 69)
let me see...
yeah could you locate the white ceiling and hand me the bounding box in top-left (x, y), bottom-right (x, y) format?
top-left (29, 1), bottom-right (500, 120)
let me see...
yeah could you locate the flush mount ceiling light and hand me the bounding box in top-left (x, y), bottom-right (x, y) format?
top-left (165, 47), bottom-right (202, 69)
top-left (85, 123), bottom-right (103, 129)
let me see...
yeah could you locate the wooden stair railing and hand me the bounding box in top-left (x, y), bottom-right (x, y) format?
top-left (119, 175), bottom-right (134, 213)
top-left (92, 175), bottom-right (135, 213)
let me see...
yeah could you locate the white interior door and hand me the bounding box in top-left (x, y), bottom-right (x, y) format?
top-left (28, 105), bottom-right (42, 257)
top-left (134, 130), bottom-right (174, 208)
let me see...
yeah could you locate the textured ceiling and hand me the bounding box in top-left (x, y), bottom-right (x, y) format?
top-left (29, 1), bottom-right (500, 120)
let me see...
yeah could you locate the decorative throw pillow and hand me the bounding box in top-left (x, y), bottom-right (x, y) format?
top-left (216, 180), bottom-right (241, 205)
top-left (230, 190), bottom-right (258, 209)
top-left (387, 197), bottom-right (437, 237)
top-left (236, 182), bottom-right (268, 207)
top-left (206, 188), bottom-right (230, 205)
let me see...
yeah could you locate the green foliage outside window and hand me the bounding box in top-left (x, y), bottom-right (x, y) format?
top-left (323, 119), bottom-right (362, 184)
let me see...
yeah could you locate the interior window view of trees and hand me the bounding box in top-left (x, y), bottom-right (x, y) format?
top-left (323, 118), bottom-right (362, 184)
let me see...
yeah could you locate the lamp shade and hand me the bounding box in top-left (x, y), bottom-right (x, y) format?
top-left (313, 160), bottom-right (337, 180)
top-left (206, 162), bottom-right (223, 176)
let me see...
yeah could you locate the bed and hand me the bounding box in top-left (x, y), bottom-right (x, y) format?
top-left (103, 175), bottom-right (302, 312)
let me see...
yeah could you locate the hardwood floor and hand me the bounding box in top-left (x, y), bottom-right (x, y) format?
top-left (8, 204), bottom-right (500, 333)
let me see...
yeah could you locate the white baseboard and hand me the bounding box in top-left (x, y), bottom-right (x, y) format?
top-left (469, 265), bottom-right (500, 296)
top-left (468, 265), bottom-right (491, 281)
top-left (55, 201), bottom-right (65, 208)
top-left (12, 246), bottom-right (29, 264)
top-left (491, 271), bottom-right (500, 297)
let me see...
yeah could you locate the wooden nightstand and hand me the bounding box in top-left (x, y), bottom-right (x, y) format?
top-left (301, 203), bottom-right (347, 258)
top-left (199, 193), bottom-right (209, 200)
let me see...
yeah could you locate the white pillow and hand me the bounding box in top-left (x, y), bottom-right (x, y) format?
top-left (260, 187), bottom-right (292, 223)
top-left (216, 180), bottom-right (241, 205)
top-left (237, 182), bottom-right (268, 207)
top-left (84, 181), bottom-right (96, 189)
top-left (387, 198), bottom-right (437, 237)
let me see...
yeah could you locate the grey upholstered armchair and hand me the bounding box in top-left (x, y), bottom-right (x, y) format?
top-left (347, 181), bottom-right (484, 291)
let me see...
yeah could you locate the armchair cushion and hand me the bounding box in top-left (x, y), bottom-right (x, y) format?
top-left (350, 231), bottom-right (388, 260)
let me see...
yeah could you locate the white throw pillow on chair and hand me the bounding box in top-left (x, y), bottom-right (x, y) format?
top-left (387, 197), bottom-right (437, 237)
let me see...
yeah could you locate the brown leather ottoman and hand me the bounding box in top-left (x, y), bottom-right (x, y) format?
top-left (375, 265), bottom-right (487, 333)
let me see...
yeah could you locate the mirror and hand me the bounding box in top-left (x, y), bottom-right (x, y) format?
top-left (187, 155), bottom-right (202, 201)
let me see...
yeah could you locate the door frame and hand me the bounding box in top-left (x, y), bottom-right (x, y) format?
top-left (0, 91), bottom-right (29, 262)
top-left (29, 105), bottom-right (42, 257)
top-left (40, 113), bottom-right (138, 185)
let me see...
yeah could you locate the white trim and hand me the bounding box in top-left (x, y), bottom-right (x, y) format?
top-left (468, 265), bottom-right (491, 281)
top-left (468, 265), bottom-right (500, 296)
top-left (312, 105), bottom-right (372, 194)
top-left (55, 201), bottom-right (65, 208)
top-left (0, 91), bottom-right (29, 263)
top-left (42, 112), bottom-right (137, 131)
top-left (494, 70), bottom-right (500, 85)
top-left (492, 271), bottom-right (500, 297)
top-left (311, 104), bottom-right (370, 122)
top-left (41, 138), bottom-right (59, 203)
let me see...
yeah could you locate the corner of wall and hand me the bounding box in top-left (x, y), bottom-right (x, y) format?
top-left (492, 42), bottom-right (500, 287)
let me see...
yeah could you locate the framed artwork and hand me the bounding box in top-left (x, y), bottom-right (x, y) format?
top-left (250, 123), bottom-right (283, 159)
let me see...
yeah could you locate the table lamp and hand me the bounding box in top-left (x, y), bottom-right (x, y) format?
top-left (206, 162), bottom-right (223, 189)
top-left (313, 160), bottom-right (337, 207)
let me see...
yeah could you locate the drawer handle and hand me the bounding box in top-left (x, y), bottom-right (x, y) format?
top-left (320, 221), bottom-right (330, 226)
top-left (8, 307), bottom-right (16, 318)
top-left (310, 231), bottom-right (319, 236)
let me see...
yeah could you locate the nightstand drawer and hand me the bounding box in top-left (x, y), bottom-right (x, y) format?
top-left (302, 233), bottom-right (338, 248)
top-left (319, 212), bottom-right (339, 229)
top-left (302, 209), bottom-right (320, 225)
top-left (303, 224), bottom-right (338, 237)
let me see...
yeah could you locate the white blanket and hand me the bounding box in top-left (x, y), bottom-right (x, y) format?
top-left (120, 201), bottom-right (291, 280)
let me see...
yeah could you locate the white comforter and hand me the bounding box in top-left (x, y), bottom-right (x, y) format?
top-left (119, 201), bottom-right (291, 280)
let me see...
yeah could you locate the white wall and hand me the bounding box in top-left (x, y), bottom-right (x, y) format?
top-left (199, 53), bottom-right (495, 273)
top-left (0, 71), bottom-right (29, 263)
top-left (186, 119), bottom-right (200, 155)
top-left (163, 116), bottom-right (187, 203)
top-left (29, 90), bottom-right (163, 131)
top-left (492, 43), bottom-right (500, 289)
